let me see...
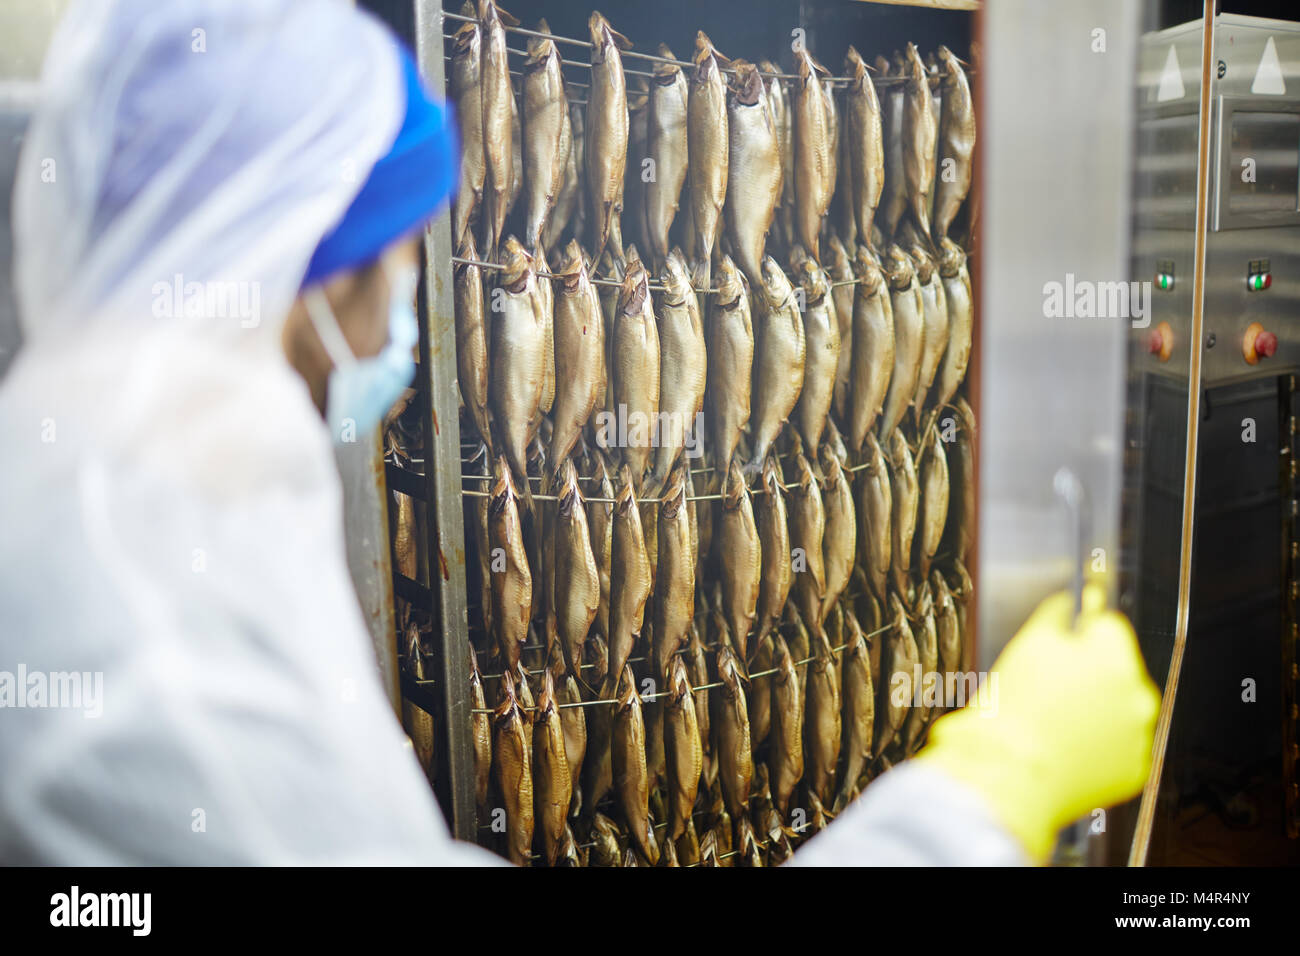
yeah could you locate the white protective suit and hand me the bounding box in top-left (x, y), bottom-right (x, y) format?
top-left (0, 0), bottom-right (1023, 866)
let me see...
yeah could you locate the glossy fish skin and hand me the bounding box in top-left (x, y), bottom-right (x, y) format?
top-left (887, 430), bottom-right (919, 599)
top-left (769, 634), bottom-right (804, 817)
top-left (549, 242), bottom-right (605, 472)
top-left (711, 645), bottom-right (754, 819)
top-left (787, 452), bottom-right (827, 642)
top-left (470, 649), bottom-right (492, 819)
top-left (901, 584), bottom-right (939, 754)
top-left (844, 46), bottom-right (885, 247)
top-left (932, 238), bottom-right (972, 409)
top-left (646, 251), bottom-right (706, 497)
top-left (580, 451), bottom-right (614, 649)
top-left (613, 668), bottom-right (659, 864)
top-left (828, 236), bottom-right (855, 424)
top-left (645, 46), bottom-right (690, 269)
top-left (819, 447), bottom-right (856, 622)
top-left (554, 460), bottom-right (601, 676)
top-left (610, 261), bottom-right (660, 489)
top-left (492, 672), bottom-right (534, 866)
top-left (606, 470), bottom-right (653, 683)
top-left (705, 257), bottom-right (753, 472)
top-left (488, 458), bottom-right (533, 671)
top-left (932, 570), bottom-right (962, 713)
top-left (748, 633), bottom-right (774, 749)
top-left (803, 627), bottom-right (841, 807)
top-left (522, 28), bottom-right (570, 254)
top-left (833, 609), bottom-right (875, 812)
top-left (546, 102), bottom-right (583, 251)
top-left (755, 456), bottom-right (792, 647)
top-left (664, 656), bottom-right (703, 842)
top-left (792, 49), bottom-right (834, 263)
top-left (793, 260), bottom-right (840, 454)
top-left (450, 11), bottom-right (484, 249)
top-left (479, 1), bottom-right (514, 259)
top-left (857, 432), bottom-right (892, 604)
top-left (717, 461), bottom-right (762, 661)
top-left (725, 60), bottom-right (783, 291)
top-left (911, 247), bottom-right (950, 415)
top-left (581, 635), bottom-right (614, 810)
top-left (902, 43), bottom-right (938, 240)
top-left (879, 51), bottom-right (907, 239)
top-left (747, 257), bottom-right (806, 473)
top-left (685, 624), bottom-right (711, 757)
top-left (586, 12), bottom-right (631, 263)
top-left (915, 424), bottom-right (950, 579)
top-left (624, 82), bottom-right (651, 259)
top-left (940, 397), bottom-right (976, 566)
top-left (533, 670), bottom-right (572, 865)
top-left (554, 665), bottom-right (587, 814)
top-left (454, 234), bottom-right (493, 454)
top-left (687, 32), bottom-right (730, 287)
top-left (653, 465), bottom-right (695, 680)
top-left (879, 245), bottom-right (924, 440)
top-left (759, 60), bottom-right (794, 254)
top-left (933, 45), bottom-right (976, 242)
top-left (877, 592), bottom-right (917, 756)
top-left (847, 246), bottom-right (894, 452)
top-left (489, 238), bottom-right (546, 494)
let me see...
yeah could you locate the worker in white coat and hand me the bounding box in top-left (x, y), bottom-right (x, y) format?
top-left (0, 0), bottom-right (1159, 866)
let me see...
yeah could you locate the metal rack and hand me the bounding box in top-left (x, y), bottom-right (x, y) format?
top-left (393, 0), bottom-right (979, 851)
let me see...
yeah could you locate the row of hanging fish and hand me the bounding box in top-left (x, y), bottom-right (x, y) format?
top-left (465, 407), bottom-right (976, 865)
top-left (439, 2), bottom-right (979, 865)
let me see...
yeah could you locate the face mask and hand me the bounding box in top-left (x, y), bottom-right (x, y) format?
top-left (304, 263), bottom-right (419, 442)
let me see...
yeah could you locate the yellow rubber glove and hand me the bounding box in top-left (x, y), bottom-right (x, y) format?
top-left (916, 584), bottom-right (1160, 862)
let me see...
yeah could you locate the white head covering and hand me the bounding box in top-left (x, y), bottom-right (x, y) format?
top-left (13, 0), bottom-right (404, 346)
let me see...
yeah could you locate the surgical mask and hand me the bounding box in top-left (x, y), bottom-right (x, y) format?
top-left (304, 263), bottom-right (419, 442)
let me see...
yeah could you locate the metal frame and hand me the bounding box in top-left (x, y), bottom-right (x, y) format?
top-left (412, 0), bottom-right (476, 843)
top-left (1214, 95), bottom-right (1300, 232)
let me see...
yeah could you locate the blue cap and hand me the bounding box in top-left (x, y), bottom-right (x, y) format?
top-left (302, 45), bottom-right (458, 286)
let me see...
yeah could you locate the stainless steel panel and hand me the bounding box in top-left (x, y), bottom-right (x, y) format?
top-left (1200, 226), bottom-right (1300, 386)
top-left (1211, 14), bottom-right (1300, 100)
top-left (981, 0), bottom-right (1139, 665)
top-left (1215, 96), bottom-right (1300, 230)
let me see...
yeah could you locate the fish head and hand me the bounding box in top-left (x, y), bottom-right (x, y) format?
top-left (884, 244), bottom-right (914, 289)
top-left (524, 28), bottom-right (558, 67)
top-left (947, 559), bottom-right (973, 601)
top-left (930, 569), bottom-right (953, 610)
top-left (797, 258), bottom-right (830, 304)
top-left (586, 634), bottom-right (609, 689)
top-left (874, 53), bottom-right (891, 76)
top-left (723, 459), bottom-right (749, 510)
top-left (661, 248), bottom-right (694, 306)
top-left (891, 49), bottom-right (906, 75)
top-left (618, 259), bottom-right (651, 318)
top-left (653, 43), bottom-right (682, 85)
top-left (693, 31), bottom-right (729, 79)
top-left (499, 236), bottom-right (534, 290)
top-left (452, 15), bottom-right (480, 59)
top-left (714, 255), bottom-right (745, 307)
top-left (904, 42), bottom-right (927, 78)
top-left (614, 465), bottom-right (639, 513)
top-left (793, 452), bottom-right (816, 494)
top-left (615, 665), bottom-right (640, 712)
top-left (788, 243), bottom-right (810, 273)
top-left (556, 238), bottom-right (588, 291)
top-left (537, 667), bottom-right (557, 717)
top-left (760, 255), bottom-right (795, 309)
top-left (937, 237), bottom-right (965, 278)
top-left (557, 458), bottom-right (582, 515)
top-left (490, 455), bottom-right (520, 513)
top-left (668, 655), bottom-right (692, 705)
top-left (819, 441), bottom-right (844, 484)
top-left (661, 462), bottom-right (688, 517)
top-left (909, 246), bottom-right (934, 284)
top-left (729, 60), bottom-right (763, 106)
top-left (761, 454), bottom-right (783, 499)
top-left (853, 245), bottom-right (884, 295)
top-left (827, 235), bottom-right (850, 273)
top-left (589, 12), bottom-right (632, 58)
top-left (716, 645), bottom-right (745, 697)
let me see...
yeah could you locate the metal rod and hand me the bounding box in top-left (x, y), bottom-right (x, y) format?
top-left (415, 0), bottom-right (476, 843)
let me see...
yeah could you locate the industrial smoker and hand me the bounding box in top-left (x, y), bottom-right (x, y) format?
top-left (1127, 12), bottom-right (1300, 862)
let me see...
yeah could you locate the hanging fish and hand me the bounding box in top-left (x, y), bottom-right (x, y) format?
top-left (586, 11), bottom-right (632, 264)
top-left (687, 31), bottom-right (730, 287)
top-left (645, 44), bottom-right (690, 270)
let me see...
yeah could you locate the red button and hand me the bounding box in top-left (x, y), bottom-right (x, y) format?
top-left (1256, 330), bottom-right (1278, 358)
top-left (1148, 329), bottom-right (1164, 354)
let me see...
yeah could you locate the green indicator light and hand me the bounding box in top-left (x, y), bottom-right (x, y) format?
top-left (1157, 274), bottom-right (1173, 290)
